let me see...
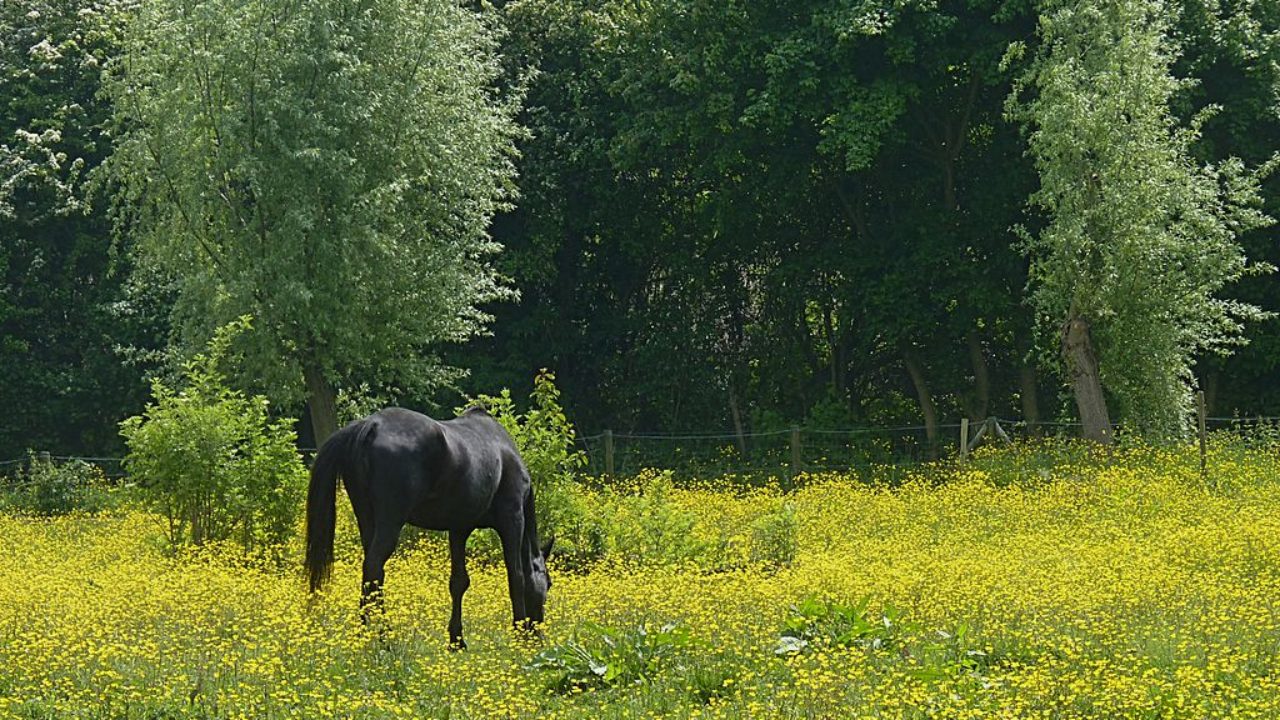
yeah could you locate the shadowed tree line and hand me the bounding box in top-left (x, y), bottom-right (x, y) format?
top-left (1, 0), bottom-right (1277, 459)
top-left (457, 0), bottom-right (1279, 443)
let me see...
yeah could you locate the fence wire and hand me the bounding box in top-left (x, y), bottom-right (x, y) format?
top-left (576, 416), bottom-right (1280, 481)
top-left (0, 455), bottom-right (126, 483)
top-left (580, 422), bottom-right (967, 480)
top-left (3, 416), bottom-right (1278, 489)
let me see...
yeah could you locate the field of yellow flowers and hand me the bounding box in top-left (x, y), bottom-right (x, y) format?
top-left (2, 442), bottom-right (1280, 719)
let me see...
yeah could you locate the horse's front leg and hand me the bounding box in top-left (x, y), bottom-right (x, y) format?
top-left (495, 514), bottom-right (529, 631)
top-left (448, 528), bottom-right (473, 649)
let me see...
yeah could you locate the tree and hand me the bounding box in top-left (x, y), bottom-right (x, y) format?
top-left (488, 0), bottom-right (1040, 445)
top-left (1010, 0), bottom-right (1275, 442)
top-left (0, 0), bottom-right (162, 459)
top-left (1175, 0), bottom-right (1280, 416)
top-left (103, 0), bottom-right (522, 442)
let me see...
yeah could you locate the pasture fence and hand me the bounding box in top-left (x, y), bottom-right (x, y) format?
top-left (575, 413), bottom-right (1279, 482)
top-left (0, 453), bottom-right (126, 488)
top-left (2, 415), bottom-right (1277, 491)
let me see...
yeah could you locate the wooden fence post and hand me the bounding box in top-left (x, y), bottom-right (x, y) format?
top-left (790, 426), bottom-right (801, 478)
top-left (960, 418), bottom-right (969, 460)
top-left (604, 429), bottom-right (615, 478)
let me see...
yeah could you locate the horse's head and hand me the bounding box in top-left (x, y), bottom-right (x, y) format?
top-left (526, 536), bottom-right (555, 623)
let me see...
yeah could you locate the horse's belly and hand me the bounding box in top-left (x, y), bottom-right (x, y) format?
top-left (406, 490), bottom-right (494, 531)
top-left (404, 454), bottom-right (503, 531)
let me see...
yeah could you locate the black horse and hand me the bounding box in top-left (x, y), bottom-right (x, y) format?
top-left (305, 406), bottom-right (551, 647)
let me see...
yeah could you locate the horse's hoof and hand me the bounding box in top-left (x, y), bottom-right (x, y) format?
top-left (513, 621), bottom-right (544, 644)
top-left (448, 638), bottom-right (467, 652)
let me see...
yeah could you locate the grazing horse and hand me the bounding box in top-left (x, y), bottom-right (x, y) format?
top-left (305, 406), bottom-right (551, 647)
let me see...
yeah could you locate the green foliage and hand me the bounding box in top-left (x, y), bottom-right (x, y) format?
top-left (0, 0), bottom-right (161, 460)
top-left (774, 596), bottom-right (995, 683)
top-left (596, 472), bottom-right (709, 566)
top-left (466, 371), bottom-right (600, 565)
top-left (483, 0), bottom-right (1042, 441)
top-left (775, 596), bottom-right (917, 656)
top-left (101, 0), bottom-right (523, 428)
top-left (529, 621), bottom-right (696, 693)
top-left (908, 623), bottom-right (995, 683)
top-left (804, 389), bottom-right (859, 431)
top-left (6, 0), bottom-right (1280, 474)
top-left (1010, 0), bottom-right (1277, 438)
top-left (0, 0), bottom-right (127, 218)
top-left (120, 318), bottom-right (305, 551)
top-left (1, 456), bottom-right (117, 516)
top-left (456, 467), bottom-right (793, 572)
top-left (471, 370), bottom-right (586, 487)
top-left (748, 501), bottom-right (798, 569)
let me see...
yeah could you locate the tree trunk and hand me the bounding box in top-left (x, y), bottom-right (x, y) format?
top-left (1062, 317), bottom-right (1113, 445)
top-left (1018, 364), bottom-right (1041, 429)
top-left (965, 329), bottom-right (990, 422)
top-left (304, 361), bottom-right (339, 446)
top-left (728, 387), bottom-right (747, 455)
top-left (1203, 369), bottom-right (1219, 417)
top-left (902, 348), bottom-right (939, 458)
top-left (1015, 326), bottom-right (1041, 431)
top-left (943, 161), bottom-right (958, 213)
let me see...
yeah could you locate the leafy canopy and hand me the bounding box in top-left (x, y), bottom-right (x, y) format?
top-left (1009, 0), bottom-right (1276, 437)
top-left (102, 0), bottom-right (523, 408)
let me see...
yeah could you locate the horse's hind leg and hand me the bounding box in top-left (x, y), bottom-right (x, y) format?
top-left (495, 511), bottom-right (529, 630)
top-left (360, 524), bottom-right (401, 623)
top-left (448, 528), bottom-right (473, 649)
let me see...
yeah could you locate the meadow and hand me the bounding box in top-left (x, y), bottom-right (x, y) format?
top-left (3, 441), bottom-right (1280, 719)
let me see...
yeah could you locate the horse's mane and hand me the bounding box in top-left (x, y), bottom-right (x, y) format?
top-left (463, 404), bottom-right (490, 416)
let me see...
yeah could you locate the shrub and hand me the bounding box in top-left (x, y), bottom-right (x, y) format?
top-left (120, 317), bottom-right (305, 552)
top-left (467, 369), bottom-right (585, 486)
top-left (599, 471), bottom-right (708, 566)
top-left (748, 501), bottom-right (798, 568)
top-left (465, 371), bottom-right (601, 566)
top-left (1, 455), bottom-right (116, 515)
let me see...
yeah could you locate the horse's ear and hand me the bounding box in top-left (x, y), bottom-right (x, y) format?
top-left (541, 536), bottom-right (555, 559)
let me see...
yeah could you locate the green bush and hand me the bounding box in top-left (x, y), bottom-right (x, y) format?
top-left (1, 455), bottom-right (117, 515)
top-left (120, 317), bottom-right (305, 552)
top-left (748, 501), bottom-right (798, 568)
top-left (599, 471), bottom-right (708, 566)
top-left (465, 371), bottom-right (602, 566)
top-left (467, 369), bottom-right (585, 486)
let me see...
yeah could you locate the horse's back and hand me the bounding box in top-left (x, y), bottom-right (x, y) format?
top-left (353, 406), bottom-right (525, 531)
top-left (365, 407), bottom-right (438, 444)
top-left (440, 407), bottom-right (523, 464)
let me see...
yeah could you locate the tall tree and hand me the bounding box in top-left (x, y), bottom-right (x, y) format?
top-left (103, 0), bottom-right (522, 442)
top-left (490, 0), bottom-right (1039, 438)
top-left (0, 0), bottom-right (161, 458)
top-left (1176, 0), bottom-right (1280, 416)
top-left (1010, 0), bottom-right (1275, 442)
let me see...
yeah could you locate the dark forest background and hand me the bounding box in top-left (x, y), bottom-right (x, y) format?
top-left (2, 0), bottom-right (1277, 458)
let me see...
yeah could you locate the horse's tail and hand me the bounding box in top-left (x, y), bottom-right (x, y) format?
top-left (305, 419), bottom-right (372, 592)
